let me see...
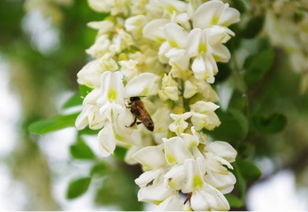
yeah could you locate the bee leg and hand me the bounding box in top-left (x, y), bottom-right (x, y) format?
top-left (126, 117), bottom-right (137, 128)
top-left (184, 193), bottom-right (192, 205)
top-left (125, 103), bottom-right (131, 109)
top-left (136, 121), bottom-right (142, 125)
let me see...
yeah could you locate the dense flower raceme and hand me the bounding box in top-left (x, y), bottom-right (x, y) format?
top-left (75, 0), bottom-right (240, 210)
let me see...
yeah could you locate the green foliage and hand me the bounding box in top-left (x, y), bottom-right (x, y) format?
top-left (63, 93), bottom-right (83, 109)
top-left (113, 146), bottom-right (128, 160)
top-left (70, 138), bottom-right (96, 160)
top-left (94, 164), bottom-right (143, 210)
top-left (66, 177), bottom-right (92, 200)
top-left (237, 159), bottom-right (262, 182)
top-left (230, 158), bottom-right (261, 208)
top-left (244, 48), bottom-right (275, 87)
top-left (231, 0), bottom-right (248, 14)
top-left (28, 113), bottom-right (78, 135)
top-left (79, 85), bottom-right (92, 99)
top-left (90, 163), bottom-right (108, 177)
top-left (208, 108), bottom-right (249, 143)
top-left (242, 15), bottom-right (265, 38)
top-left (226, 194), bottom-right (244, 208)
top-left (216, 63), bottom-right (232, 83)
top-left (253, 113), bottom-right (287, 134)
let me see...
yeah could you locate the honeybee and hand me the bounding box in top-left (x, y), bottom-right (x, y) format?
top-left (127, 96), bottom-right (154, 131)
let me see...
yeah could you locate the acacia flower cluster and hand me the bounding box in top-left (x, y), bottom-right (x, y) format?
top-left (75, 0), bottom-right (240, 210)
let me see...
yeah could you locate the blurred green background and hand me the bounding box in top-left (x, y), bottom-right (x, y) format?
top-left (0, 0), bottom-right (308, 210)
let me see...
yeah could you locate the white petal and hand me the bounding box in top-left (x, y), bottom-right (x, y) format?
top-left (75, 109), bottom-right (89, 130)
top-left (77, 60), bottom-right (103, 88)
top-left (193, 0), bottom-right (225, 29)
top-left (206, 25), bottom-right (234, 44)
top-left (207, 141), bottom-right (237, 162)
top-left (164, 165), bottom-right (185, 190)
top-left (125, 145), bottom-right (142, 165)
top-left (143, 19), bottom-right (169, 41)
top-left (163, 137), bottom-right (192, 164)
top-left (205, 171), bottom-right (236, 194)
top-left (187, 28), bottom-right (203, 57)
top-left (184, 80), bottom-right (198, 99)
top-left (98, 71), bottom-right (125, 105)
top-left (212, 44), bottom-right (231, 62)
top-left (125, 73), bottom-right (159, 97)
top-left (98, 123), bottom-right (116, 157)
top-left (192, 56), bottom-right (206, 74)
top-left (170, 112), bottom-right (192, 121)
top-left (135, 169), bottom-right (163, 187)
top-left (87, 20), bottom-right (114, 32)
top-left (219, 5), bottom-right (240, 26)
top-left (137, 179), bottom-right (174, 203)
top-left (191, 183), bottom-right (229, 211)
top-left (182, 159), bottom-right (204, 193)
top-left (190, 189), bottom-right (209, 211)
top-left (133, 145), bottom-right (166, 170)
top-left (181, 133), bottom-right (200, 147)
top-left (164, 23), bottom-right (188, 48)
top-left (157, 194), bottom-right (184, 211)
top-left (191, 101), bottom-right (220, 113)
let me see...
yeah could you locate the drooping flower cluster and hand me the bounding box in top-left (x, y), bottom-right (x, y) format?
top-left (263, 0), bottom-right (308, 92)
top-left (75, 0), bottom-right (240, 210)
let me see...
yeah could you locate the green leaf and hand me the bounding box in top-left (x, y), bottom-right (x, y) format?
top-left (28, 113), bottom-right (78, 135)
top-left (242, 15), bottom-right (265, 38)
top-left (66, 177), bottom-right (91, 200)
top-left (70, 138), bottom-right (95, 160)
top-left (253, 113), bottom-right (287, 134)
top-left (244, 48), bottom-right (275, 86)
top-left (114, 146), bottom-right (127, 160)
top-left (207, 108), bottom-right (249, 143)
top-left (95, 164), bottom-right (143, 210)
top-left (234, 162), bottom-right (247, 199)
top-left (90, 163), bottom-right (108, 177)
top-left (215, 63), bottom-right (232, 83)
top-left (79, 85), bottom-right (92, 98)
top-left (237, 159), bottom-right (262, 182)
top-left (62, 93), bottom-right (82, 109)
top-left (226, 194), bottom-right (244, 208)
top-left (79, 127), bottom-right (100, 135)
top-left (231, 0), bottom-right (248, 13)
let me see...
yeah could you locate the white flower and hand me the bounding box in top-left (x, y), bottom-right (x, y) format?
top-left (203, 141), bottom-right (237, 193)
top-left (88, 20), bottom-right (115, 35)
top-left (192, 0), bottom-right (240, 29)
top-left (157, 195), bottom-right (185, 211)
top-left (184, 77), bottom-right (219, 102)
top-left (77, 0), bottom-right (241, 209)
top-left (143, 19), bottom-right (170, 42)
top-left (163, 136), bottom-right (193, 165)
top-left (125, 15), bottom-right (146, 37)
top-left (77, 56), bottom-right (118, 88)
top-left (190, 182), bottom-right (230, 211)
top-left (168, 112), bottom-right (192, 135)
top-left (88, 0), bottom-right (129, 15)
top-left (158, 74), bottom-right (179, 101)
top-left (187, 26), bottom-right (234, 82)
top-left (133, 146), bottom-right (175, 203)
top-left (110, 29), bottom-right (134, 53)
top-left (190, 101), bottom-right (221, 130)
top-left (97, 71), bottom-right (126, 120)
top-left (86, 34), bottom-right (112, 58)
top-left (119, 59), bottom-right (139, 79)
top-left (147, 0), bottom-right (187, 18)
top-left (125, 73), bottom-right (159, 97)
top-left (152, 106), bottom-right (172, 144)
top-left (75, 104), bottom-right (105, 130)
